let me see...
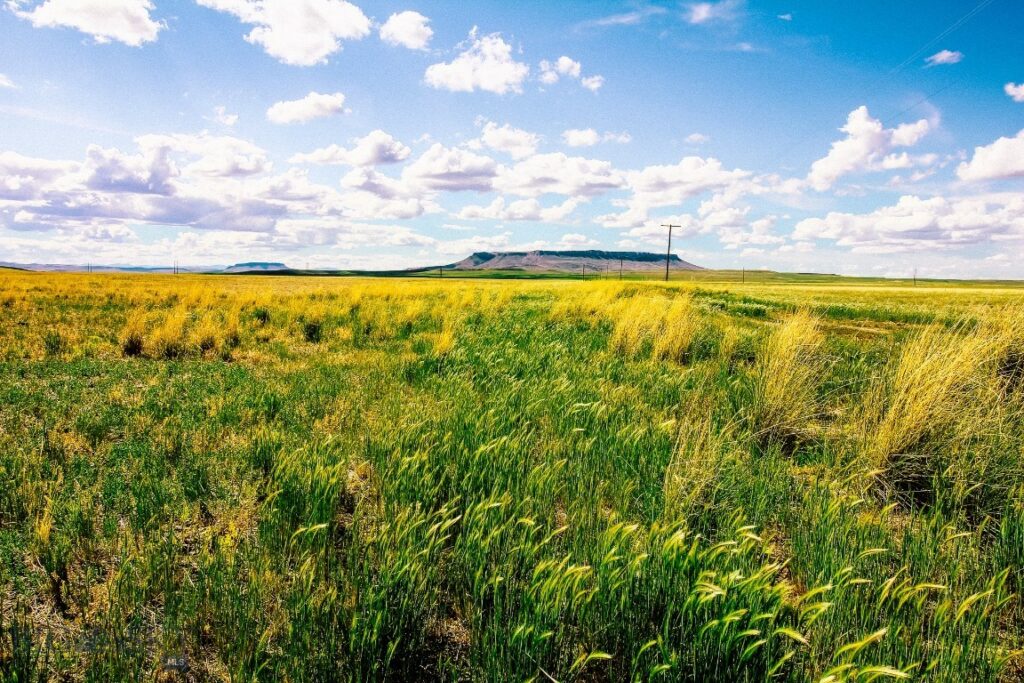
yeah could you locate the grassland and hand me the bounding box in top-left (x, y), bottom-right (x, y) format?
top-left (0, 269), bottom-right (1022, 681)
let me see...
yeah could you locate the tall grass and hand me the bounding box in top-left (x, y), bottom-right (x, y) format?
top-left (0, 271), bottom-right (1021, 680)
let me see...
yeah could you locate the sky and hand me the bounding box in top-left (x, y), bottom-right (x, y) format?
top-left (1, 0), bottom-right (1023, 277)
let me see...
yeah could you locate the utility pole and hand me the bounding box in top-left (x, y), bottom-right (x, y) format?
top-left (661, 224), bottom-right (680, 282)
top-left (582, 264), bottom-right (586, 281)
top-left (619, 258), bottom-right (623, 280)
top-left (439, 266), bottom-right (443, 279)
top-left (913, 268), bottom-right (917, 287)
top-left (742, 267), bottom-right (745, 284)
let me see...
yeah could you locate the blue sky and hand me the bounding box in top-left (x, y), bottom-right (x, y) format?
top-left (1, 0), bottom-right (1023, 276)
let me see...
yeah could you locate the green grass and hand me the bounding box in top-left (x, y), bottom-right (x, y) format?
top-left (0, 271), bottom-right (1022, 681)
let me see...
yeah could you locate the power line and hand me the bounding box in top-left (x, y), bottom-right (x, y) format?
top-left (887, 0), bottom-right (998, 76)
top-left (772, 0), bottom-right (998, 168)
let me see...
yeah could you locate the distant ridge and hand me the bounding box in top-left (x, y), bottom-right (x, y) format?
top-left (446, 250), bottom-right (702, 272)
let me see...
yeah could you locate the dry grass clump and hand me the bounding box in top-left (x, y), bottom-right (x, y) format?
top-left (749, 311), bottom-right (822, 448)
top-left (610, 294), bottom-right (703, 361)
top-left (652, 297), bottom-right (701, 362)
top-left (119, 312), bottom-right (147, 357)
top-left (150, 309), bottom-right (190, 359)
top-left (547, 284), bottom-right (620, 326)
top-left (855, 317), bottom-right (1024, 507)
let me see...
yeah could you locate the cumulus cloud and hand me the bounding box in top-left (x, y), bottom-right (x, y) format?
top-left (806, 106), bottom-right (933, 191)
top-left (598, 156), bottom-right (753, 228)
top-left (468, 121), bottom-right (540, 159)
top-left (957, 129), bottom-right (1024, 182)
top-left (266, 91), bottom-right (346, 124)
top-left (496, 152), bottom-right (625, 198)
top-left (0, 134), bottom-right (359, 238)
top-left (425, 29), bottom-right (529, 95)
top-left (924, 49), bottom-right (963, 67)
top-left (334, 167), bottom-right (431, 219)
top-left (554, 232), bottom-right (599, 248)
top-left (539, 56), bottom-right (580, 84)
top-left (0, 74), bottom-right (16, 89)
top-left (685, 133), bottom-right (710, 145)
top-left (538, 55), bottom-right (604, 92)
top-left (9, 0), bottom-right (163, 46)
top-left (562, 128), bottom-right (631, 147)
top-left (196, 0), bottom-right (370, 66)
top-left (290, 130), bottom-right (411, 166)
top-left (456, 197), bottom-right (581, 222)
top-left (402, 143), bottom-right (498, 191)
top-left (0, 151), bottom-right (79, 201)
top-left (1005, 83), bottom-right (1024, 103)
top-left (379, 11), bottom-right (432, 50)
top-left (716, 213), bottom-right (784, 250)
top-left (793, 193), bottom-right (1024, 252)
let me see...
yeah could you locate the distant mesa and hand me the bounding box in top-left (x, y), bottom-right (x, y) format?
top-left (222, 262), bottom-right (291, 273)
top-left (446, 250), bottom-right (702, 273)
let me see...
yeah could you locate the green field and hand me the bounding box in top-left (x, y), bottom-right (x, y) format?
top-left (1, 270), bottom-right (1022, 681)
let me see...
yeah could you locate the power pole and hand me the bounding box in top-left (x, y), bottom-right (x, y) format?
top-left (913, 268), bottom-right (917, 287)
top-left (619, 259), bottom-right (623, 280)
top-left (582, 264), bottom-right (586, 281)
top-left (742, 267), bottom-right (745, 284)
top-left (661, 224), bottom-right (680, 282)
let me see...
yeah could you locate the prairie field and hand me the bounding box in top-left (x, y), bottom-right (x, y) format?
top-left (2, 269), bottom-right (1024, 682)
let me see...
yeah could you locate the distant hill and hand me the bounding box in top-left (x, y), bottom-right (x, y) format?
top-left (446, 250), bottom-right (702, 273)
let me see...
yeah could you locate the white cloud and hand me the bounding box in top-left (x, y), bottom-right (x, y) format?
top-left (196, 0), bottom-right (370, 66)
top-left (555, 232), bottom-right (599, 249)
top-left (685, 133), bottom-right (710, 145)
top-left (334, 167), bottom-right (432, 219)
top-left (1005, 83), bottom-right (1024, 103)
top-left (10, 0), bottom-right (162, 46)
top-left (777, 13), bottom-right (792, 21)
top-left (539, 56), bottom-right (581, 84)
top-left (290, 130), bottom-right (411, 166)
top-left (537, 55), bottom-right (603, 92)
top-left (424, 29), bottom-right (529, 95)
top-left (210, 106), bottom-right (238, 126)
top-left (456, 197), bottom-right (580, 222)
top-left (379, 11), bottom-right (432, 50)
top-left (0, 74), bottom-right (16, 89)
top-left (578, 7), bottom-right (668, 29)
top-left (468, 121), bottom-right (540, 159)
top-left (266, 91), bottom-right (346, 124)
top-left (0, 150), bottom-right (79, 201)
top-left (957, 129), bottom-right (1024, 182)
top-left (135, 132), bottom-right (270, 178)
top-left (793, 193), bottom-right (1024, 252)
top-left (718, 214), bottom-right (784, 250)
top-left (685, 0), bottom-right (741, 25)
top-left (562, 128), bottom-right (631, 147)
top-left (496, 152), bottom-right (625, 198)
top-left (562, 128), bottom-right (600, 147)
top-left (402, 143), bottom-right (498, 191)
top-left (806, 106), bottom-right (932, 191)
top-left (599, 156), bottom-right (753, 228)
top-left (924, 49), bottom-right (963, 67)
